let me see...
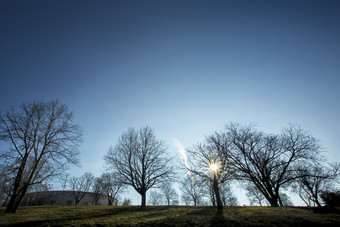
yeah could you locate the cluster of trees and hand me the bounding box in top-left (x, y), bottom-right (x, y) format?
top-left (67, 171), bottom-right (125, 206)
top-left (147, 182), bottom-right (179, 205)
top-left (186, 123), bottom-right (339, 209)
top-left (1, 100), bottom-right (339, 213)
top-left (104, 123), bottom-right (339, 210)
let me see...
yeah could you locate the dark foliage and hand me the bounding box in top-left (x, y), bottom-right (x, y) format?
top-left (320, 191), bottom-right (340, 208)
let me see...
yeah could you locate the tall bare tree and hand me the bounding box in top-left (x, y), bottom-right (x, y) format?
top-left (69, 172), bottom-right (94, 206)
top-left (0, 100), bottom-right (82, 213)
top-left (185, 134), bottom-right (233, 210)
top-left (105, 127), bottom-right (175, 210)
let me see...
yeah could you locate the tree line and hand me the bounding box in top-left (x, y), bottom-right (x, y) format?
top-left (1, 100), bottom-right (339, 213)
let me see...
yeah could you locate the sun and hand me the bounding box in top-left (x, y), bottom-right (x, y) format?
top-left (209, 163), bottom-right (219, 172)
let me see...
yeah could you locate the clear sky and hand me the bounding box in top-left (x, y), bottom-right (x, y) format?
top-left (1, 0), bottom-right (340, 205)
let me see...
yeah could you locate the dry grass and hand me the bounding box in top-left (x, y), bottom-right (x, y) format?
top-left (0, 205), bottom-right (339, 226)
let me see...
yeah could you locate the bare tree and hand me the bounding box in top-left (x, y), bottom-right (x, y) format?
top-left (181, 193), bottom-right (192, 205)
top-left (180, 175), bottom-right (206, 206)
top-left (100, 172), bottom-right (125, 205)
top-left (185, 134), bottom-right (233, 210)
top-left (105, 127), bottom-right (175, 210)
top-left (160, 182), bottom-right (178, 206)
top-left (69, 172), bottom-right (94, 206)
top-left (148, 190), bottom-right (163, 205)
top-left (294, 162), bottom-right (340, 207)
top-left (215, 123), bottom-right (322, 207)
top-left (0, 100), bottom-right (82, 213)
top-left (171, 195), bottom-right (179, 205)
top-left (92, 177), bottom-right (104, 205)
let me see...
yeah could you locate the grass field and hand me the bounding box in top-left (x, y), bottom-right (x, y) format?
top-left (1, 205), bottom-right (339, 226)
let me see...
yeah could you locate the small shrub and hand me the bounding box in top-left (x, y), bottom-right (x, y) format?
top-left (320, 190), bottom-right (340, 208)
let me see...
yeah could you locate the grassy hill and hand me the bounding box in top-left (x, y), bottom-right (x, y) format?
top-left (1, 205), bottom-right (339, 226)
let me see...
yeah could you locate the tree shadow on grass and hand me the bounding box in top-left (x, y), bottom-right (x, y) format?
top-left (4, 206), bottom-right (141, 227)
top-left (208, 209), bottom-right (238, 227)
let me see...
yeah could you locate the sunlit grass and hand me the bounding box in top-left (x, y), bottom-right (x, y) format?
top-left (1, 206), bottom-right (339, 226)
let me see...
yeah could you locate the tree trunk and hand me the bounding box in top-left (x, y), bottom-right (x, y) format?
top-left (108, 195), bottom-right (113, 205)
top-left (211, 187), bottom-right (216, 206)
top-left (5, 158), bottom-right (27, 213)
top-left (6, 150), bottom-right (42, 213)
top-left (5, 183), bottom-right (29, 213)
top-left (213, 173), bottom-right (223, 210)
top-left (278, 195), bottom-right (284, 206)
top-left (269, 197), bottom-right (279, 207)
top-left (11, 191), bottom-right (26, 213)
top-left (141, 192), bottom-right (146, 210)
top-left (315, 198), bottom-right (322, 207)
top-left (5, 195), bottom-right (17, 213)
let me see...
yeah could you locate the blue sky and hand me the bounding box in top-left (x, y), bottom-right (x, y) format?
top-left (1, 0), bottom-right (340, 205)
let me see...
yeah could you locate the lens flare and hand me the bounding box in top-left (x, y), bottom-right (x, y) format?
top-left (174, 139), bottom-right (192, 178)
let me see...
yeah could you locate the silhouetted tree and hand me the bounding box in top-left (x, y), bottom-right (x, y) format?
top-left (185, 134), bottom-right (233, 210)
top-left (100, 172), bottom-right (125, 205)
top-left (69, 172), bottom-right (94, 206)
top-left (180, 175), bottom-right (206, 206)
top-left (0, 100), bottom-right (82, 213)
top-left (213, 123), bottom-right (321, 207)
top-left (148, 190), bottom-right (163, 205)
top-left (171, 196), bottom-right (179, 205)
top-left (105, 127), bottom-right (175, 210)
top-left (92, 177), bottom-right (104, 205)
top-left (294, 162), bottom-right (340, 207)
top-left (160, 182), bottom-right (178, 205)
top-left (181, 194), bottom-right (192, 205)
